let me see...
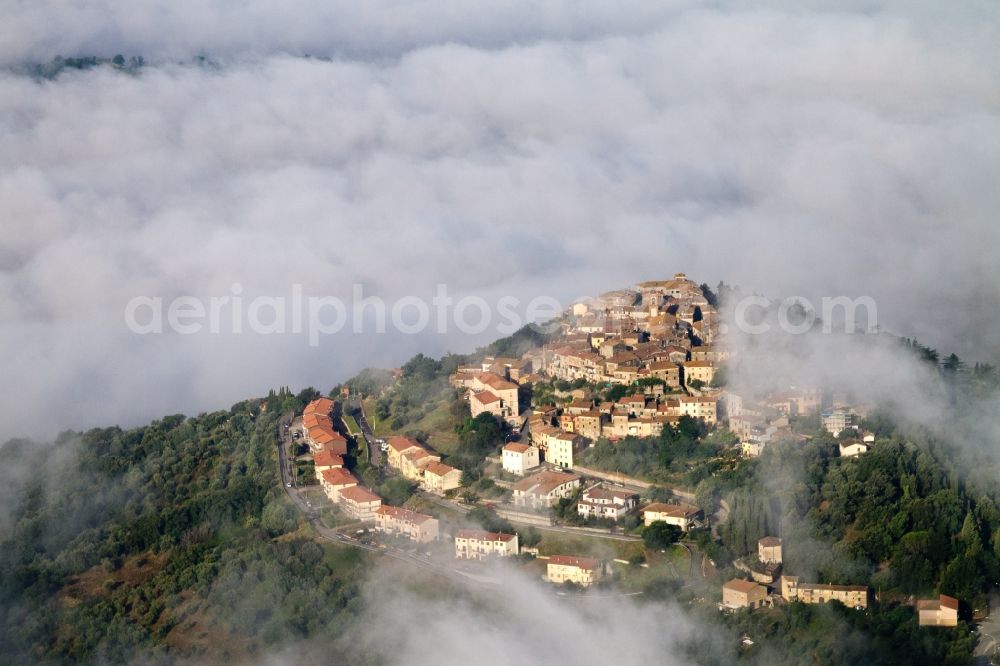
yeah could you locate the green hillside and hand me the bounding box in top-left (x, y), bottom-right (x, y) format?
top-left (0, 390), bottom-right (367, 663)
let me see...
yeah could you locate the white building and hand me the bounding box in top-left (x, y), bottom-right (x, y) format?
top-left (512, 470), bottom-right (581, 510)
top-left (577, 485), bottom-right (639, 521)
top-left (502, 442), bottom-right (540, 476)
top-left (838, 440), bottom-right (869, 458)
top-left (642, 503), bottom-right (701, 530)
top-left (454, 529), bottom-right (519, 560)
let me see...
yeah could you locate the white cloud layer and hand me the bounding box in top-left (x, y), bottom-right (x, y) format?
top-left (1, 2), bottom-right (999, 437)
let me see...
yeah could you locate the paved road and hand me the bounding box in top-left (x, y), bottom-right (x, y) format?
top-left (275, 411), bottom-right (297, 489)
top-left (417, 491), bottom-right (643, 542)
top-left (974, 599), bottom-right (1000, 662)
top-left (351, 398), bottom-right (383, 470)
top-left (676, 541), bottom-right (705, 582)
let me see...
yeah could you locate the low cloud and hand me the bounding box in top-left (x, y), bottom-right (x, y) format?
top-left (1, 2), bottom-right (999, 438)
top-left (341, 559), bottom-right (719, 666)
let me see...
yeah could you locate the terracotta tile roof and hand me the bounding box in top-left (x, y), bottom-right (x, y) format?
top-left (313, 450), bottom-right (344, 468)
top-left (303, 413), bottom-right (333, 429)
top-left (643, 502), bottom-right (700, 518)
top-left (472, 390), bottom-right (501, 405)
top-left (403, 448), bottom-right (436, 462)
top-left (504, 443), bottom-right (531, 453)
top-left (376, 505), bottom-right (434, 523)
top-left (338, 485), bottom-right (381, 503)
top-left (758, 536), bottom-right (782, 547)
top-left (321, 468), bottom-right (357, 487)
top-left (548, 555), bottom-right (600, 570)
top-left (479, 372), bottom-right (518, 392)
top-left (917, 594), bottom-right (959, 611)
top-left (582, 486), bottom-right (638, 502)
top-left (679, 395), bottom-right (717, 404)
top-left (319, 438), bottom-right (349, 456)
top-left (388, 436), bottom-right (423, 452)
top-left (303, 397), bottom-right (334, 416)
top-left (512, 470), bottom-right (580, 496)
top-left (724, 578), bottom-right (762, 594)
top-left (454, 529), bottom-right (516, 542)
top-left (423, 461), bottom-right (459, 477)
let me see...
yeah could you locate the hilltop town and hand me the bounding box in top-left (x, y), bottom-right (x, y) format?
top-left (284, 272), bottom-right (987, 643)
top-left (3, 272), bottom-right (996, 664)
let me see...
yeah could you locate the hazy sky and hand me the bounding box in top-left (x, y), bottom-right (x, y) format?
top-left (2, 1), bottom-right (999, 438)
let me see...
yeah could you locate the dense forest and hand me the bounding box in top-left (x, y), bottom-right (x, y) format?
top-left (0, 388), bottom-right (367, 663)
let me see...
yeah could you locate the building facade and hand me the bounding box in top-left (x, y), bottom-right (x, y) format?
top-left (577, 486), bottom-right (639, 521)
top-left (375, 505), bottom-right (439, 543)
top-left (781, 576), bottom-right (868, 609)
top-left (512, 471), bottom-right (581, 510)
top-left (917, 595), bottom-right (959, 627)
top-left (454, 529), bottom-right (519, 560)
top-left (722, 579), bottom-right (768, 609)
top-left (547, 556), bottom-right (604, 587)
top-left (502, 442), bottom-right (540, 476)
top-left (642, 503), bottom-right (701, 530)
top-left (338, 485), bottom-right (382, 521)
top-left (758, 537), bottom-right (782, 564)
top-left (421, 461), bottom-right (462, 494)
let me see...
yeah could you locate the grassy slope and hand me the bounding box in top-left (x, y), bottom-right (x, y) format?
top-left (363, 396), bottom-right (462, 456)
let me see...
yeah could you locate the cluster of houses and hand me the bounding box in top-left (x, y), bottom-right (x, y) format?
top-left (727, 390), bottom-right (816, 457)
top-left (722, 537), bottom-right (871, 611)
top-left (539, 275), bottom-right (721, 386)
top-left (497, 459), bottom-right (706, 531)
top-left (303, 398), bottom-right (349, 456)
top-left (443, 274), bottom-right (895, 480)
top-left (302, 400), bottom-right (465, 529)
top-left (450, 364), bottom-right (528, 428)
top-left (455, 371), bottom-right (523, 426)
top-left (495, 390), bottom-right (722, 475)
top-left (384, 435), bottom-right (463, 495)
top-left (722, 537), bottom-right (961, 627)
top-left (731, 393), bottom-right (880, 459)
top-left (452, 529), bottom-right (606, 587)
top-left (442, 275), bottom-right (726, 469)
top-left (303, 398), bottom-right (383, 521)
top-left (505, 467), bottom-right (704, 534)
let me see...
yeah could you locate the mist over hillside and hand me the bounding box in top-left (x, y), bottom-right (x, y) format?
top-left (2, 2), bottom-right (999, 664)
top-left (2, 1), bottom-right (999, 439)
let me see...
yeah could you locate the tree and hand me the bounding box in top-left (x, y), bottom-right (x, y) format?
top-left (942, 353), bottom-right (964, 373)
top-left (708, 365), bottom-right (728, 388)
top-left (519, 526), bottom-right (541, 548)
top-left (376, 477), bottom-right (415, 506)
top-left (261, 499), bottom-right (298, 537)
top-left (890, 531), bottom-right (935, 592)
top-left (700, 283), bottom-right (718, 308)
top-left (643, 521), bottom-right (681, 550)
top-left (467, 506), bottom-right (513, 534)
